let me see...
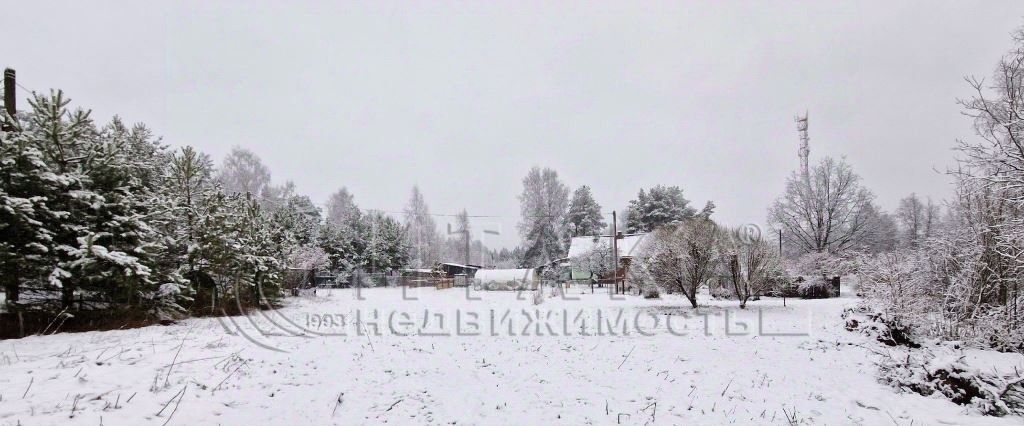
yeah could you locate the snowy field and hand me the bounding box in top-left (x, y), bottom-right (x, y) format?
top-left (1, 286), bottom-right (1022, 425)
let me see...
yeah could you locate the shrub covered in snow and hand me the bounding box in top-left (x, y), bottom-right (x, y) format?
top-left (797, 278), bottom-right (832, 299)
top-left (630, 219), bottom-right (721, 308)
top-left (843, 306), bottom-right (920, 348)
top-left (877, 349), bottom-right (1024, 416)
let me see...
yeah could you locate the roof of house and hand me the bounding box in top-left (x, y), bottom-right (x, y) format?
top-left (567, 233), bottom-right (649, 259)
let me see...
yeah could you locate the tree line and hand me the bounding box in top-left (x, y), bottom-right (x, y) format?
top-left (0, 87), bottom-right (716, 330)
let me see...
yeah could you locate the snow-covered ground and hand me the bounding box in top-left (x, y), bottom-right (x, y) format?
top-left (1, 286), bottom-right (1021, 425)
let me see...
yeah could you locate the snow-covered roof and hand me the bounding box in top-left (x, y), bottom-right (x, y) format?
top-left (437, 262), bottom-right (478, 269)
top-left (567, 233), bottom-right (649, 259)
top-left (474, 268), bottom-right (536, 283)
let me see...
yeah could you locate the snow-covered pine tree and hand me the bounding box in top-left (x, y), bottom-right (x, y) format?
top-left (624, 185), bottom-right (697, 233)
top-left (317, 222), bottom-right (357, 274)
top-left (272, 194), bottom-right (322, 248)
top-left (565, 185), bottom-right (605, 240)
top-left (0, 122), bottom-right (60, 312)
top-left (165, 146), bottom-right (215, 269)
top-left (322, 187), bottom-right (366, 273)
top-left (229, 193), bottom-right (285, 305)
top-left (11, 91), bottom-right (187, 314)
top-left (518, 167), bottom-right (569, 266)
top-left (363, 211), bottom-right (408, 272)
top-left (94, 117), bottom-right (188, 316)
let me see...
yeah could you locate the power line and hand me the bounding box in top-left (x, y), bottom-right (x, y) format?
top-left (15, 81), bottom-right (32, 94)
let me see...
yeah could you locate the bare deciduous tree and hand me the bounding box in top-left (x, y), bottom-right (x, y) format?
top-left (767, 157), bottom-right (878, 256)
top-left (217, 147), bottom-right (273, 198)
top-left (721, 228), bottom-right (782, 309)
top-left (896, 193), bottom-right (925, 247)
top-left (896, 193), bottom-right (942, 247)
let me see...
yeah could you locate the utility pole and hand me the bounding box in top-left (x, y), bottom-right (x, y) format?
top-left (463, 209), bottom-right (471, 267)
top-left (4, 68), bottom-right (20, 335)
top-left (2, 68), bottom-right (14, 132)
top-left (611, 211), bottom-right (620, 294)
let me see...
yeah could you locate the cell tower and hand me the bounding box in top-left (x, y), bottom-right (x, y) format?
top-left (795, 112), bottom-right (810, 179)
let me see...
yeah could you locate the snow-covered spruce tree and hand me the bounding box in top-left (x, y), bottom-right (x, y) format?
top-left (518, 167), bottom-right (569, 266)
top-left (403, 185), bottom-right (441, 268)
top-left (565, 185), bottom-right (606, 240)
top-left (720, 227), bottom-right (783, 309)
top-left (624, 185), bottom-right (698, 233)
top-left (767, 157), bottom-right (880, 256)
top-left (634, 218), bottom-right (721, 309)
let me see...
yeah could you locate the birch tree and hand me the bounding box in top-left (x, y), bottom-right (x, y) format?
top-left (404, 186), bottom-right (441, 268)
top-left (217, 147), bottom-right (273, 200)
top-left (518, 167), bottom-right (569, 266)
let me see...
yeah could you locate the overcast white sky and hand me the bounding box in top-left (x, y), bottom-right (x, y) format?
top-left (5, 1), bottom-right (1024, 248)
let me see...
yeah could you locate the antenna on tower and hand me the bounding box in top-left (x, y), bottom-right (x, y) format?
top-left (795, 112), bottom-right (809, 179)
